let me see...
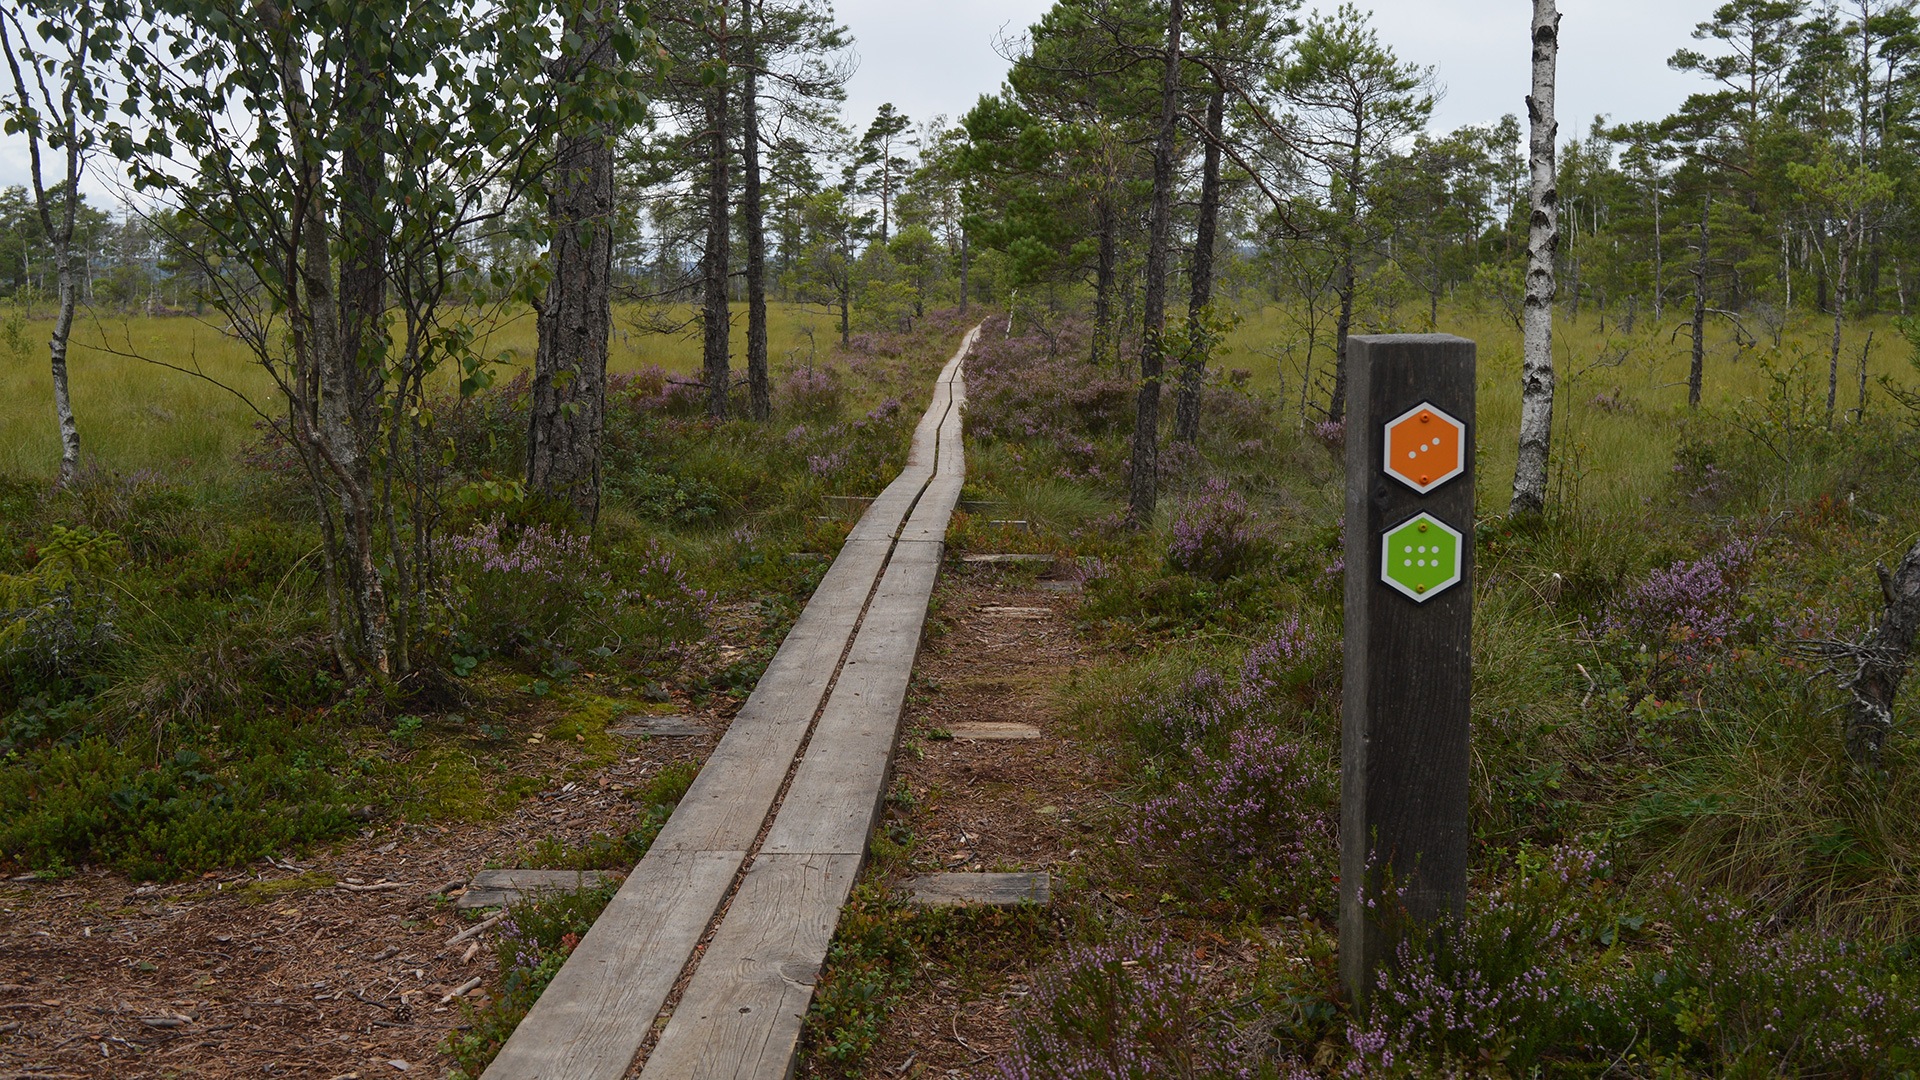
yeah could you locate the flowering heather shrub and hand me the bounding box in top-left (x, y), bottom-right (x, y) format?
top-left (591, 545), bottom-right (712, 666)
top-left (441, 518), bottom-right (708, 664)
top-left (1350, 847), bottom-right (1920, 1077)
top-left (964, 319), bottom-right (1134, 482)
top-left (781, 364), bottom-right (844, 419)
top-left (1134, 617), bottom-right (1333, 752)
top-left (443, 516), bottom-right (600, 655)
top-left (1313, 420), bottom-right (1345, 450)
top-left (1168, 479), bottom-right (1266, 580)
top-left (1127, 725), bottom-right (1336, 908)
top-left (1593, 538), bottom-right (1756, 666)
top-left (999, 933), bottom-right (1304, 1080)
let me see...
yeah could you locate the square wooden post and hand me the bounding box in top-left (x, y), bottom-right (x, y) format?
top-left (1339, 333), bottom-right (1475, 1010)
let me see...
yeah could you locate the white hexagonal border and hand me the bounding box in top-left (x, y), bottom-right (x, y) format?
top-left (1380, 512), bottom-right (1464, 603)
top-left (1382, 401), bottom-right (1467, 494)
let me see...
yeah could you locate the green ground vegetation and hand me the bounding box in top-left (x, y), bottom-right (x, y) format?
top-left (0, 305), bottom-right (971, 881)
top-left (802, 297), bottom-right (1920, 1078)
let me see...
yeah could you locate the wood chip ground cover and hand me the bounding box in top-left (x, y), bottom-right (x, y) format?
top-left (0, 679), bottom-right (724, 1079)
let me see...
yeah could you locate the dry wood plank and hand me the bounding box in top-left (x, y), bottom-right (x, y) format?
top-left (457, 869), bottom-right (624, 909)
top-left (760, 547), bottom-right (941, 857)
top-left (637, 853), bottom-right (861, 1080)
top-left (947, 722), bottom-right (1041, 741)
top-left (481, 849), bottom-right (744, 1080)
top-left (608, 716), bottom-right (706, 738)
top-left (902, 872), bottom-right (1050, 907)
top-left (960, 553), bottom-right (1054, 565)
top-left (487, 331), bottom-right (971, 1080)
top-left (650, 540), bottom-right (895, 854)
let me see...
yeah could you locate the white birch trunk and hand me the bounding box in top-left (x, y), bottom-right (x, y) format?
top-left (49, 236), bottom-right (80, 487)
top-left (1511, 0), bottom-right (1559, 517)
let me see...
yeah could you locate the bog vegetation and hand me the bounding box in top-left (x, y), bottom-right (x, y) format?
top-left (4, 0), bottom-right (1920, 1075)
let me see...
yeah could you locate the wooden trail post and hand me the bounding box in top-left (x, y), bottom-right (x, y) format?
top-left (1340, 334), bottom-right (1475, 1009)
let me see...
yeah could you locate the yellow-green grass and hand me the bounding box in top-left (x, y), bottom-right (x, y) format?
top-left (1222, 300), bottom-right (1917, 519)
top-left (0, 300), bottom-right (839, 478)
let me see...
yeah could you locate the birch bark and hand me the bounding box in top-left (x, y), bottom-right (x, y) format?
top-left (1510, 0), bottom-right (1559, 518)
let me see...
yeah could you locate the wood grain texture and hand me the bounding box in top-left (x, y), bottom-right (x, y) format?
top-left (458, 869), bottom-right (624, 909)
top-left (1339, 334), bottom-right (1475, 1009)
top-left (638, 853), bottom-right (862, 1080)
top-left (903, 872), bottom-right (1050, 906)
top-left (759, 544), bottom-right (941, 856)
top-left (481, 850), bottom-right (744, 1080)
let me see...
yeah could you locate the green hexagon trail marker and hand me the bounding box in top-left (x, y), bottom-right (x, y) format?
top-left (1381, 513), bottom-right (1462, 602)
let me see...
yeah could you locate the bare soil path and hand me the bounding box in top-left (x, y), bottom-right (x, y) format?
top-left (796, 568), bottom-right (1116, 1079)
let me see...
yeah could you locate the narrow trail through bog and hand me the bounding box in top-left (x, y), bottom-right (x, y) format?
top-left (482, 328), bottom-right (978, 1080)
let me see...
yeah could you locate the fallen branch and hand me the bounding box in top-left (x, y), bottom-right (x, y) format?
top-left (1785, 533), bottom-right (1920, 770)
top-left (446, 910), bottom-right (508, 947)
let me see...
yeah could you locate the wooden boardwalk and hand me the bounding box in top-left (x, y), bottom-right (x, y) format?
top-left (482, 328), bottom-right (976, 1080)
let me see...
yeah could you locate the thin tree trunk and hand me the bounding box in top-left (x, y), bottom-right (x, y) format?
top-left (48, 232), bottom-right (80, 487)
top-left (1330, 250), bottom-right (1354, 425)
top-left (1093, 188), bottom-right (1117, 365)
top-left (1856, 330), bottom-right (1872, 420)
top-left (702, 9), bottom-right (732, 420)
top-left (528, 5), bottom-right (614, 525)
top-left (275, 21), bottom-right (389, 676)
top-left (1829, 218), bottom-right (1853, 426)
top-left (741, 0), bottom-right (769, 420)
top-left (959, 232), bottom-right (969, 315)
top-left (1129, 0), bottom-right (1183, 527)
top-left (1511, 0), bottom-right (1559, 517)
top-left (1653, 181), bottom-right (1663, 321)
top-left (1174, 84), bottom-right (1225, 444)
top-left (1689, 196), bottom-right (1709, 409)
top-left (339, 51), bottom-right (395, 667)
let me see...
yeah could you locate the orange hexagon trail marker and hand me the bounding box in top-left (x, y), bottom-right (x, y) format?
top-left (1383, 402), bottom-right (1466, 494)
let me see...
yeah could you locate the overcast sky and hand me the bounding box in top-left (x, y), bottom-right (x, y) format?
top-left (2, 0), bottom-right (1725, 207)
top-left (836, 0), bottom-right (1725, 140)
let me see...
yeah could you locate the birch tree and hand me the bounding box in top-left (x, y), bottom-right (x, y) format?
top-left (1510, 0), bottom-right (1559, 518)
top-left (0, 0), bottom-right (126, 488)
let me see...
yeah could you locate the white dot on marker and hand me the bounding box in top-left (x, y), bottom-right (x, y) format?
top-left (1418, 559), bottom-right (1427, 567)
top-left (1432, 438), bottom-right (1442, 446)
top-left (1407, 451), bottom-right (1416, 459)
top-left (1404, 546), bottom-right (1412, 553)
top-left (1404, 559), bottom-right (1411, 566)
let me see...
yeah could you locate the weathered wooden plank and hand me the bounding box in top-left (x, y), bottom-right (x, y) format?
top-left (637, 853), bottom-right (861, 1080)
top-left (608, 716), bottom-right (706, 738)
top-left (650, 539), bottom-right (895, 854)
top-left (947, 722), bottom-right (1041, 740)
top-left (960, 553), bottom-right (1054, 565)
top-left (759, 550), bottom-right (942, 857)
top-left (481, 849), bottom-right (743, 1080)
top-left (458, 869), bottom-right (625, 910)
top-left (486, 329), bottom-right (972, 1080)
top-left (902, 872), bottom-right (1050, 907)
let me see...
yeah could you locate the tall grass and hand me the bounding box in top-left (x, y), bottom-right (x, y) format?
top-left (0, 301), bottom-right (840, 478)
top-left (1223, 300), bottom-right (1914, 519)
